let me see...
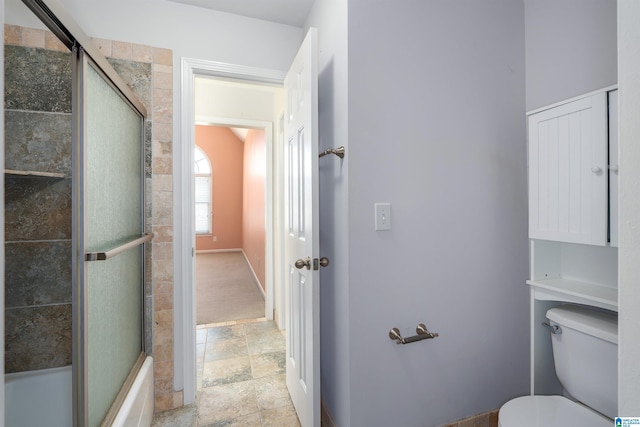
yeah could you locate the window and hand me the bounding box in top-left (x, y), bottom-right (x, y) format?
top-left (194, 146), bottom-right (212, 234)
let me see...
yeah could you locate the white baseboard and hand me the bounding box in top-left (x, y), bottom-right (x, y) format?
top-left (196, 248), bottom-right (242, 254)
top-left (241, 250), bottom-right (266, 298)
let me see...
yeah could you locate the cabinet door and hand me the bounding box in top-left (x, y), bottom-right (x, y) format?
top-left (608, 90), bottom-right (619, 247)
top-left (528, 92), bottom-right (608, 245)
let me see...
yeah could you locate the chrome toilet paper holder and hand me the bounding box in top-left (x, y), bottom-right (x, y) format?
top-left (389, 323), bottom-right (439, 345)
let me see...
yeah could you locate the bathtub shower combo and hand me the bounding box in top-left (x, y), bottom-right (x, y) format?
top-left (4, 0), bottom-right (154, 425)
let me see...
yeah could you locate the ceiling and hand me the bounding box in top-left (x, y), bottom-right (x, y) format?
top-left (229, 128), bottom-right (248, 141)
top-left (165, 0), bottom-right (314, 27)
top-left (195, 76), bottom-right (282, 142)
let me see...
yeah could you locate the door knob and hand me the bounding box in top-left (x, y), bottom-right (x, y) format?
top-left (312, 257), bottom-right (330, 270)
top-left (591, 166), bottom-right (603, 174)
top-left (295, 257), bottom-right (311, 270)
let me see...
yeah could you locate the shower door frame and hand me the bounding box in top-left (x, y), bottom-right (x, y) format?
top-left (19, 1), bottom-right (150, 426)
top-left (74, 48), bottom-right (149, 427)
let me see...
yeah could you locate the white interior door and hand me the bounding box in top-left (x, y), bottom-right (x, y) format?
top-left (284, 27), bottom-right (319, 427)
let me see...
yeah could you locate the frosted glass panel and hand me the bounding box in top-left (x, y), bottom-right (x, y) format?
top-left (87, 253), bottom-right (142, 427)
top-left (86, 66), bottom-right (142, 252)
top-left (85, 63), bottom-right (144, 426)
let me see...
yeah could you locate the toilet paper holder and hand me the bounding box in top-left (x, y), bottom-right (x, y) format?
top-left (389, 323), bottom-right (439, 345)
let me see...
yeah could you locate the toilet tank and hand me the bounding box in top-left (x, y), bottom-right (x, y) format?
top-left (546, 305), bottom-right (617, 419)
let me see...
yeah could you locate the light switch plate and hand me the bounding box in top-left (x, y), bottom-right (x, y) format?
top-left (375, 203), bottom-right (391, 231)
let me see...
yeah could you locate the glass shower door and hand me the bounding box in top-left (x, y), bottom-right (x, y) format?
top-left (75, 50), bottom-right (148, 427)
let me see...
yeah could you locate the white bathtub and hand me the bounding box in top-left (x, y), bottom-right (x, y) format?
top-left (4, 356), bottom-right (154, 427)
top-left (5, 365), bottom-right (73, 427)
top-left (112, 355), bottom-right (155, 427)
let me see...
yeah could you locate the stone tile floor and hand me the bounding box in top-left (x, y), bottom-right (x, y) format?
top-left (152, 318), bottom-right (301, 427)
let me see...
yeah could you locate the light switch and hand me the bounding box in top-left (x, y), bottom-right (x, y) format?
top-left (375, 203), bottom-right (391, 231)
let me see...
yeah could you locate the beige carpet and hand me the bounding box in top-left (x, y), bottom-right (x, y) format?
top-left (196, 252), bottom-right (265, 325)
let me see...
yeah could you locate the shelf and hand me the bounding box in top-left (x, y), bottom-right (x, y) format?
top-left (527, 278), bottom-right (617, 312)
top-left (4, 169), bottom-right (65, 179)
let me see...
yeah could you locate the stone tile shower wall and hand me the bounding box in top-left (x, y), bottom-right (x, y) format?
top-left (4, 26), bottom-right (178, 411)
top-left (4, 28), bottom-right (73, 373)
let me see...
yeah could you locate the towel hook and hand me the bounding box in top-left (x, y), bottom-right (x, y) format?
top-left (319, 146), bottom-right (345, 159)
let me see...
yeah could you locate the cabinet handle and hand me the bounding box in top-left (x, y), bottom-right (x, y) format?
top-left (609, 165), bottom-right (619, 173)
top-left (591, 166), bottom-right (603, 174)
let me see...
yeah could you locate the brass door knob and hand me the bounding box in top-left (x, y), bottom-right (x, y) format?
top-left (295, 257), bottom-right (311, 270)
top-left (319, 257), bottom-right (330, 268)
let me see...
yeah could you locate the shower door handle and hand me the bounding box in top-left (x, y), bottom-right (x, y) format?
top-left (85, 233), bottom-right (153, 261)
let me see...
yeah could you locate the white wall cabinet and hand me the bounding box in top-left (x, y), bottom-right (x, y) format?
top-left (608, 89), bottom-right (619, 247)
top-left (526, 86), bottom-right (619, 395)
top-left (528, 92), bottom-right (610, 246)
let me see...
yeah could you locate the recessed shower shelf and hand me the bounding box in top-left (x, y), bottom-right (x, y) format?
top-left (4, 169), bottom-right (65, 179)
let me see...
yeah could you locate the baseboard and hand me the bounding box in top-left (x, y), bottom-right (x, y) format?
top-left (321, 400), bottom-right (337, 427)
top-left (440, 408), bottom-right (499, 427)
top-left (274, 307), bottom-right (282, 330)
top-left (241, 250), bottom-right (266, 298)
top-left (196, 248), bottom-right (242, 254)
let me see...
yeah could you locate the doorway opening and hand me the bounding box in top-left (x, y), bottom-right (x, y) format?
top-left (177, 68), bottom-right (299, 425)
top-left (193, 123), bottom-right (268, 325)
top-left (178, 58), bottom-right (288, 406)
top-left (179, 30), bottom-right (319, 424)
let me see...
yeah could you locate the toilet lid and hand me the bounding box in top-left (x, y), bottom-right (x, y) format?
top-left (499, 396), bottom-right (611, 427)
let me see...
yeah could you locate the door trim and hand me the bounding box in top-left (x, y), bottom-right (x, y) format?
top-left (177, 58), bottom-right (285, 405)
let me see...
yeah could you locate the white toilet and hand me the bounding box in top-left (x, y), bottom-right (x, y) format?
top-left (499, 304), bottom-right (617, 427)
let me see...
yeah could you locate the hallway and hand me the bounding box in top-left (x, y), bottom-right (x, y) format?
top-left (152, 318), bottom-right (300, 426)
top-left (195, 252), bottom-right (265, 325)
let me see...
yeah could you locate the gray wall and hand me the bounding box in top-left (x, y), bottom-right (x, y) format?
top-left (304, 0), bottom-right (351, 425)
top-left (346, 1), bottom-right (529, 425)
top-left (525, 0), bottom-right (617, 111)
top-left (618, 0), bottom-right (640, 414)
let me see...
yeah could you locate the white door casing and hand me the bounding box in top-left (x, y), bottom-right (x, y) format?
top-left (284, 27), bottom-right (320, 427)
top-left (180, 58), bottom-right (285, 404)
